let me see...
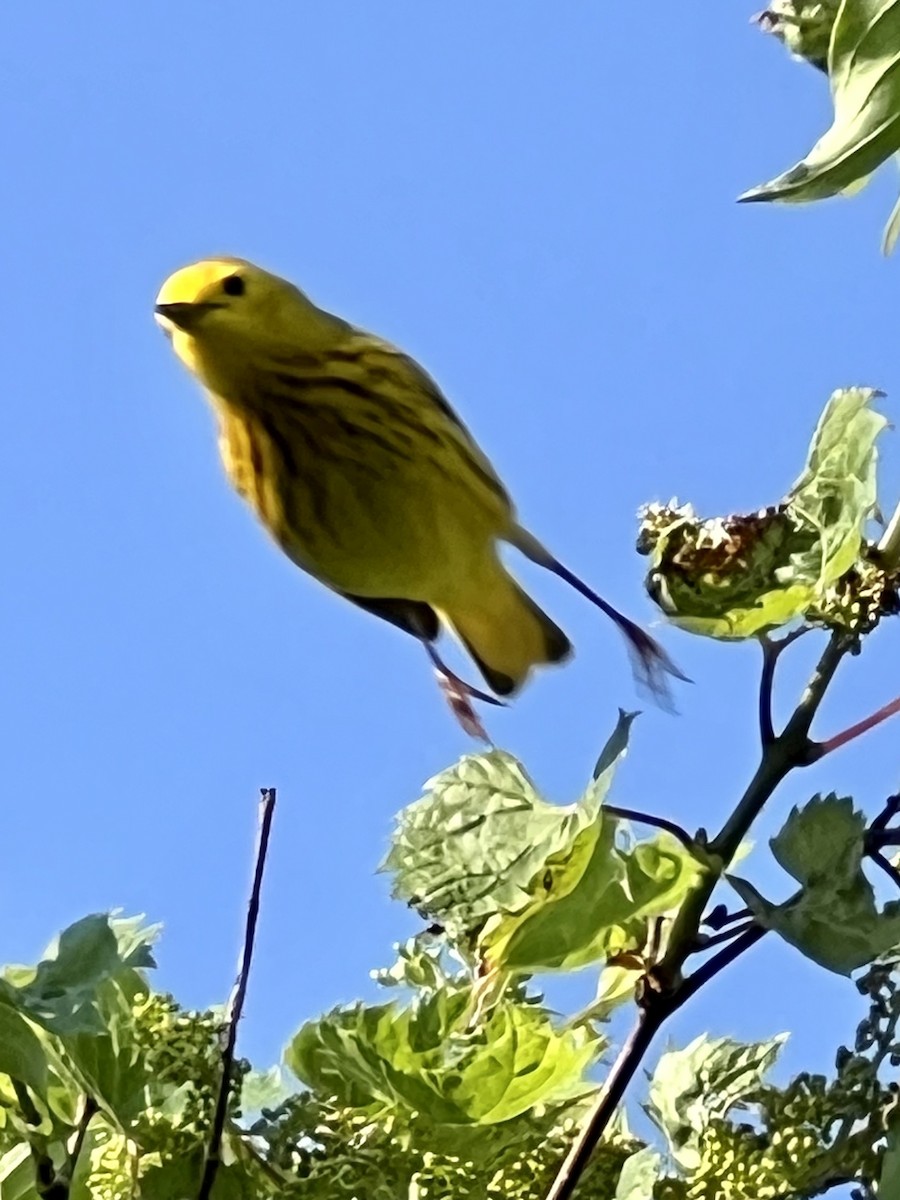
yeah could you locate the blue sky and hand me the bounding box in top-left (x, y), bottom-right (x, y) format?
top-left (3, 1), bottom-right (899, 1127)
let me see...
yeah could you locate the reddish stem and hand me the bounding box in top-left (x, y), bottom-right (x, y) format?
top-left (811, 694), bottom-right (900, 759)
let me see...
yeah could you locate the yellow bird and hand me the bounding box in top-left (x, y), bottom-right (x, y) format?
top-left (155, 258), bottom-right (679, 704)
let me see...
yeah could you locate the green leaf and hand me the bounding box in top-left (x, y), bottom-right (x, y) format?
top-left (0, 1004), bottom-right (49, 1096)
top-left (640, 388), bottom-right (886, 638)
top-left (384, 750), bottom-right (593, 942)
top-left (647, 1033), bottom-right (786, 1170)
top-left (880, 1102), bottom-right (900, 1196)
top-left (614, 1147), bottom-right (662, 1199)
top-left (741, 0), bottom-right (900, 203)
top-left (386, 718), bottom-right (702, 977)
top-left (481, 826), bottom-right (702, 975)
top-left (730, 794), bottom-right (900, 973)
top-left (8, 914), bottom-right (154, 1036)
top-left (287, 990), bottom-right (601, 1125)
top-left (0, 1144), bottom-right (39, 1200)
top-left (239, 1066), bottom-right (289, 1115)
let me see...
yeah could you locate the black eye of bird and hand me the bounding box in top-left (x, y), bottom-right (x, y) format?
top-left (222, 275), bottom-right (245, 297)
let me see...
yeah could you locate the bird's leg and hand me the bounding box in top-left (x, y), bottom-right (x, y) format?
top-left (422, 641), bottom-right (504, 742)
top-left (549, 559), bottom-right (689, 705)
top-left (509, 525), bottom-right (687, 705)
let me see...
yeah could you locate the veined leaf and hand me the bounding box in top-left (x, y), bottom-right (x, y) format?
top-left (287, 990), bottom-right (601, 1125)
top-left (730, 794), bottom-right (900, 973)
top-left (741, 0), bottom-right (900, 202)
top-left (647, 1033), bottom-right (787, 1170)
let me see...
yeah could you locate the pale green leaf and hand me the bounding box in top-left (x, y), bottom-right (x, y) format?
top-left (0, 1144), bottom-right (39, 1200)
top-left (647, 1033), bottom-right (786, 1170)
top-left (384, 750), bottom-right (593, 941)
top-left (614, 1147), bottom-right (662, 1199)
top-left (741, 0), bottom-right (900, 202)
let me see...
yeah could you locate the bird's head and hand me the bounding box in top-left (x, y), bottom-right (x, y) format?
top-left (155, 258), bottom-right (346, 379)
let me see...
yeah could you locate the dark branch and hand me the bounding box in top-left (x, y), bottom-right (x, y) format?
top-left (868, 849), bottom-right (900, 892)
top-left (676, 926), bottom-right (766, 1010)
top-left (198, 787), bottom-right (277, 1200)
top-left (703, 904), bottom-right (752, 931)
top-left (758, 629), bottom-right (808, 748)
top-left (543, 634), bottom-right (850, 1200)
top-left (544, 1010), bottom-right (664, 1200)
top-left (758, 635), bottom-right (778, 747)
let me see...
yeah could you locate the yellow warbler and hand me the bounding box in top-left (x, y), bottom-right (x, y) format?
top-left (155, 258), bottom-right (679, 700)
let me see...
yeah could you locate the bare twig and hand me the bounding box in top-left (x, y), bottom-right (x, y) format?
top-left (603, 804), bottom-right (696, 851)
top-left (676, 926), bottom-right (766, 1008)
top-left (758, 628), bottom-right (808, 748)
top-left (690, 919), bottom-right (758, 956)
top-left (758, 635), bottom-right (778, 748)
top-left (868, 849), bottom-right (900, 892)
top-left (198, 788), bottom-right (277, 1200)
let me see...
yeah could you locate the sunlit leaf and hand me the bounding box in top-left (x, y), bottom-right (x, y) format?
top-left (287, 990), bottom-right (601, 1125)
top-left (647, 1033), bottom-right (787, 1170)
top-left (741, 0), bottom-right (900, 202)
top-left (614, 1147), bottom-right (662, 1199)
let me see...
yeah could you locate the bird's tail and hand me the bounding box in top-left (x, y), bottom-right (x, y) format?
top-left (440, 561), bottom-right (571, 696)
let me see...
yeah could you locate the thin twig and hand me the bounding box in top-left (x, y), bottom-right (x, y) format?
top-left (870, 792), bottom-right (900, 834)
top-left (703, 904), bottom-right (752, 931)
top-left (808, 694), bottom-right (900, 761)
top-left (675, 926), bottom-right (766, 1010)
top-left (690, 920), bottom-right (757, 956)
top-left (545, 1010), bottom-right (664, 1200)
top-left (868, 849), bottom-right (900, 892)
top-left (757, 629), bottom-right (808, 748)
top-left (198, 788), bottom-right (277, 1200)
top-left (603, 804), bottom-right (696, 851)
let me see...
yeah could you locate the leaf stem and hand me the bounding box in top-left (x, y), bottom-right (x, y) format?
top-left (808, 693), bottom-right (900, 760)
top-left (676, 926), bottom-right (766, 1008)
top-left (198, 787), bottom-right (277, 1200)
top-left (603, 804), bottom-right (696, 851)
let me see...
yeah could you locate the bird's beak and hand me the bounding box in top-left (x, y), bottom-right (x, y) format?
top-left (154, 301), bottom-right (220, 332)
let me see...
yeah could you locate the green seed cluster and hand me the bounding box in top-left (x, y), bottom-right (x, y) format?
top-left (652, 962), bottom-right (900, 1198)
top-left (86, 1127), bottom-right (137, 1200)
